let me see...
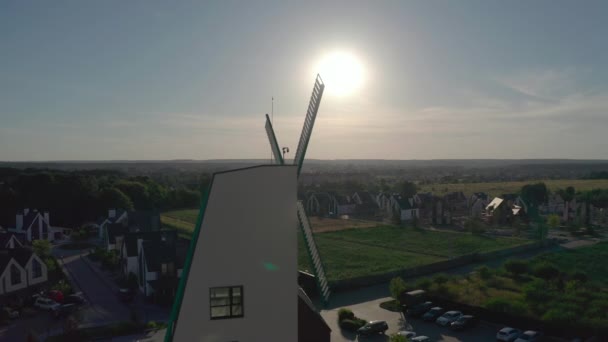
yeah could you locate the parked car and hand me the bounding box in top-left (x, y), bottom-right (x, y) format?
top-left (407, 301), bottom-right (433, 318)
top-left (497, 327), bottom-right (522, 342)
top-left (52, 304), bottom-right (77, 319)
top-left (450, 315), bottom-right (477, 331)
top-left (411, 336), bottom-right (430, 342)
top-left (117, 288), bottom-right (135, 302)
top-left (514, 331), bottom-right (543, 342)
top-left (436, 310), bottom-right (463, 326)
top-left (63, 294), bottom-right (86, 306)
top-left (357, 320), bottom-right (389, 335)
top-left (34, 297), bottom-right (60, 311)
top-left (46, 290), bottom-right (64, 303)
top-left (397, 330), bottom-right (416, 339)
top-left (422, 307), bottom-right (444, 322)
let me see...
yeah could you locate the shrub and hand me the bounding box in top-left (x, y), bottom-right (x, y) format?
top-left (389, 277), bottom-right (407, 300)
top-left (339, 318), bottom-right (366, 332)
top-left (504, 259), bottom-right (529, 278)
top-left (533, 263), bottom-right (560, 281)
top-left (476, 266), bottom-right (493, 280)
top-left (485, 297), bottom-right (528, 315)
top-left (390, 333), bottom-right (408, 342)
top-left (52, 280), bottom-right (73, 295)
top-left (571, 271), bottom-right (588, 283)
top-left (433, 274), bottom-right (449, 286)
top-left (542, 308), bottom-right (578, 325)
top-left (415, 278), bottom-right (432, 290)
top-left (465, 218), bottom-right (485, 235)
top-left (337, 308), bottom-right (355, 322)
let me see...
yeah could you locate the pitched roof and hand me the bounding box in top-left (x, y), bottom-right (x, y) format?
top-left (128, 211), bottom-right (161, 232)
top-left (486, 197), bottom-right (504, 211)
top-left (7, 248), bottom-right (33, 267)
top-left (354, 192), bottom-right (375, 204)
top-left (107, 223), bottom-right (127, 244)
top-left (392, 195), bottom-right (414, 210)
top-left (334, 195), bottom-right (351, 205)
top-left (142, 231), bottom-right (178, 272)
top-left (124, 230), bottom-right (177, 257)
top-left (0, 252), bottom-right (13, 274)
top-left (0, 233), bottom-right (23, 248)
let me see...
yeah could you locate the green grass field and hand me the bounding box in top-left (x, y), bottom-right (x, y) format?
top-left (164, 209), bottom-right (531, 282)
top-left (530, 242), bottom-right (608, 284)
top-left (418, 179), bottom-right (608, 197)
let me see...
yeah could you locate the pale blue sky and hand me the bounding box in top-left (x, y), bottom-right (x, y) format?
top-left (1, 0), bottom-right (607, 161)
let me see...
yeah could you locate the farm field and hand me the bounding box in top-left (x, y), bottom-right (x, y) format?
top-left (163, 209), bottom-right (531, 282)
top-left (418, 178), bottom-right (608, 197)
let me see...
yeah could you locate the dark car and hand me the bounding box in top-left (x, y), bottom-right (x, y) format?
top-left (52, 304), bottom-right (77, 318)
top-left (407, 301), bottom-right (433, 318)
top-left (117, 288), bottom-right (135, 302)
top-left (357, 320), bottom-right (389, 335)
top-left (422, 306), bottom-right (444, 322)
top-left (450, 315), bottom-right (477, 331)
top-left (63, 294), bottom-right (86, 306)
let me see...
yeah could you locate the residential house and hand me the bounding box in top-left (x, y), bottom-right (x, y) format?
top-left (486, 197), bottom-right (513, 224)
top-left (105, 223), bottom-right (128, 251)
top-left (351, 191), bottom-right (379, 217)
top-left (413, 192), bottom-right (434, 221)
top-left (444, 192), bottom-right (468, 217)
top-left (389, 194), bottom-right (419, 222)
top-left (0, 232), bottom-right (24, 249)
top-left (0, 248), bottom-right (48, 296)
top-left (334, 195), bottom-right (356, 216)
top-left (8, 209), bottom-right (60, 242)
top-left (305, 193), bottom-right (337, 217)
top-left (98, 209), bottom-right (128, 240)
top-left (375, 192), bottom-right (392, 212)
top-left (136, 231), bottom-right (185, 302)
top-left (430, 196), bottom-right (451, 225)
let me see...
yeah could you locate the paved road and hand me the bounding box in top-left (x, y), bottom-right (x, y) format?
top-left (57, 251), bottom-right (131, 325)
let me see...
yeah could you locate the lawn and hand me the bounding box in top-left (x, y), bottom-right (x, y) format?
top-left (165, 209), bottom-right (532, 282)
top-left (418, 179), bottom-right (608, 197)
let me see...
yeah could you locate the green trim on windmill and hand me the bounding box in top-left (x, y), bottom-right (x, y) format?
top-left (165, 178), bottom-right (214, 342)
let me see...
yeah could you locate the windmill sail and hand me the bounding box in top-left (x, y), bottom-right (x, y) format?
top-left (265, 114), bottom-right (284, 165)
top-left (293, 74), bottom-right (324, 174)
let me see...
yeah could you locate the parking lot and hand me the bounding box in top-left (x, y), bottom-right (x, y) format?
top-left (321, 285), bottom-right (499, 342)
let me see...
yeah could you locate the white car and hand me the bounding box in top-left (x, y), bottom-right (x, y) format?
top-left (435, 310), bottom-right (463, 326)
top-left (514, 330), bottom-right (543, 342)
top-left (397, 330), bottom-right (416, 339)
top-left (34, 297), bottom-right (60, 311)
top-left (411, 337), bottom-right (430, 342)
top-left (497, 327), bottom-right (522, 342)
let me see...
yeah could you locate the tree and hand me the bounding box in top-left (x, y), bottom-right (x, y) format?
top-left (547, 214), bottom-right (560, 229)
top-left (464, 217), bottom-right (485, 235)
top-left (521, 183), bottom-right (548, 206)
top-left (99, 187), bottom-right (134, 211)
top-left (504, 259), bottom-right (528, 278)
top-left (389, 277), bottom-right (408, 301)
top-left (32, 240), bottom-right (51, 258)
top-left (397, 181), bottom-right (417, 198)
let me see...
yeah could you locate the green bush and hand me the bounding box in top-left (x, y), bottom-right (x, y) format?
top-left (389, 277), bottom-right (407, 300)
top-left (390, 333), bottom-right (408, 342)
top-left (52, 280), bottom-right (73, 295)
top-left (533, 263), bottom-right (560, 281)
top-left (571, 271), bottom-right (588, 283)
top-left (504, 259), bottom-right (529, 277)
top-left (415, 278), bottom-right (432, 290)
top-left (485, 297), bottom-right (528, 315)
top-left (337, 308), bottom-right (355, 322)
top-left (433, 274), bottom-right (449, 285)
top-left (476, 265), bottom-right (493, 280)
top-left (339, 318), bottom-right (366, 331)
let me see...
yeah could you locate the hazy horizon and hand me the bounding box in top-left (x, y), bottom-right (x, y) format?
top-left (2, 1), bottom-right (608, 161)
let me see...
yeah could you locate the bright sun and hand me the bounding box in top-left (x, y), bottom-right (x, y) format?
top-left (316, 51), bottom-right (365, 97)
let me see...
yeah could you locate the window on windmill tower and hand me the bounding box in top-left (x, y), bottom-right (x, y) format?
top-left (210, 286), bottom-right (243, 319)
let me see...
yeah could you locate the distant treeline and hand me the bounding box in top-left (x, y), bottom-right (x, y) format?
top-left (0, 168), bottom-right (209, 228)
top-left (586, 171), bottom-right (608, 179)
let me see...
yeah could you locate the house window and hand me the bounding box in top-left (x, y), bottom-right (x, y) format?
top-left (210, 286), bottom-right (243, 319)
top-left (33, 259), bottom-right (42, 278)
top-left (10, 264), bottom-right (21, 285)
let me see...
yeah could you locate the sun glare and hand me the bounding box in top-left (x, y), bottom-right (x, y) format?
top-left (316, 51), bottom-right (365, 97)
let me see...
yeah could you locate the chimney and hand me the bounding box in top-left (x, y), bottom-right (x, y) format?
top-left (16, 213), bottom-right (23, 230)
top-left (109, 209), bottom-right (116, 219)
